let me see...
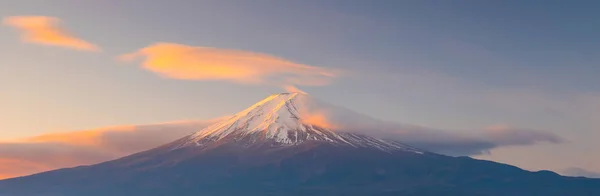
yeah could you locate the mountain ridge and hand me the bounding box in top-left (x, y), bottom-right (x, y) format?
top-left (1, 92), bottom-right (599, 196)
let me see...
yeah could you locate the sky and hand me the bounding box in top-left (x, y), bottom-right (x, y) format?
top-left (1, 0), bottom-right (599, 179)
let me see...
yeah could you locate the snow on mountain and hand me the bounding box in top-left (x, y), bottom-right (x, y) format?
top-left (171, 92), bottom-right (422, 153)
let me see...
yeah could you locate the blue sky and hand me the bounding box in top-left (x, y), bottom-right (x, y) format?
top-left (1, 0), bottom-right (599, 175)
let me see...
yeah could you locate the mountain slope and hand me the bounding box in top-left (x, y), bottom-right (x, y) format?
top-left (1, 142), bottom-right (598, 196)
top-left (0, 93), bottom-right (599, 196)
top-left (166, 92), bottom-right (421, 153)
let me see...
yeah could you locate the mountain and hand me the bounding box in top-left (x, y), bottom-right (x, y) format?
top-left (1, 92), bottom-right (599, 196)
top-left (167, 92), bottom-right (421, 153)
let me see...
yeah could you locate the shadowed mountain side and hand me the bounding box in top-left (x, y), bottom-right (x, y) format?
top-left (0, 141), bottom-right (598, 196)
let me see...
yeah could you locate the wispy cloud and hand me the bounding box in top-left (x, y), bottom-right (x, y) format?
top-left (3, 16), bottom-right (100, 51)
top-left (0, 119), bottom-right (223, 180)
top-left (118, 43), bottom-right (337, 86)
top-left (283, 85), bottom-right (307, 94)
top-left (0, 159), bottom-right (50, 180)
top-left (302, 110), bottom-right (340, 130)
top-left (290, 96), bottom-right (565, 156)
top-left (334, 120), bottom-right (564, 156)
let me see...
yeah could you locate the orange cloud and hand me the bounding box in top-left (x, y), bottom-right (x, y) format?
top-left (22, 125), bottom-right (136, 146)
top-left (3, 16), bottom-right (100, 51)
top-left (301, 110), bottom-right (339, 130)
top-left (283, 85), bottom-right (307, 94)
top-left (0, 159), bottom-right (50, 179)
top-left (119, 43), bottom-right (336, 86)
top-left (0, 119), bottom-right (223, 180)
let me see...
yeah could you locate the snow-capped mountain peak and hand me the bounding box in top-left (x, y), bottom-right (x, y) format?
top-left (172, 93), bottom-right (422, 153)
top-left (189, 92), bottom-right (308, 143)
